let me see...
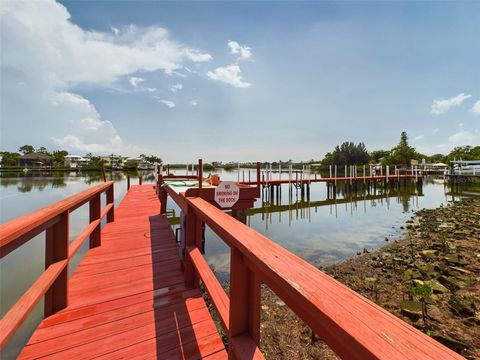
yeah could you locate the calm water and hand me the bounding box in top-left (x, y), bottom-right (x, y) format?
top-left (0, 169), bottom-right (477, 358)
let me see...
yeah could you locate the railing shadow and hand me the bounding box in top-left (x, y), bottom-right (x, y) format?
top-left (149, 213), bottom-right (203, 359)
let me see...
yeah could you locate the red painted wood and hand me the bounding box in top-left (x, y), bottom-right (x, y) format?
top-left (44, 211), bottom-right (69, 317)
top-left (229, 248), bottom-right (262, 359)
top-left (20, 306), bottom-right (212, 359)
top-left (248, 270), bottom-right (261, 345)
top-left (89, 193), bottom-right (101, 248)
top-left (198, 158), bottom-right (203, 189)
top-left (68, 219), bottom-right (101, 259)
top-left (0, 181), bottom-right (113, 251)
top-left (0, 260), bottom-right (68, 348)
top-left (27, 312), bottom-right (216, 360)
top-left (240, 174), bottom-right (420, 186)
top-left (164, 185), bottom-right (188, 212)
top-left (160, 188), bottom-right (168, 214)
top-left (15, 185), bottom-right (226, 359)
top-left (187, 197), bottom-right (463, 360)
top-left (29, 294), bottom-right (205, 345)
top-left (99, 202), bottom-right (113, 224)
top-left (231, 334), bottom-right (265, 360)
top-left (106, 185), bottom-right (114, 222)
top-left (0, 182), bottom-right (113, 342)
top-left (185, 206), bottom-right (201, 288)
top-left (39, 284), bottom-right (194, 328)
top-left (97, 328), bottom-right (226, 360)
top-left (188, 246), bottom-right (230, 332)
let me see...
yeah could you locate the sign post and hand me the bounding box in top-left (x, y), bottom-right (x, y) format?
top-left (214, 181), bottom-right (240, 208)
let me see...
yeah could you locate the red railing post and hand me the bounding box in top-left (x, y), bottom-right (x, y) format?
top-left (256, 162), bottom-right (261, 188)
top-left (229, 248), bottom-right (261, 357)
top-left (158, 174), bottom-right (167, 214)
top-left (139, 176), bottom-right (142, 185)
top-left (44, 211), bottom-right (69, 317)
top-left (198, 159), bottom-right (203, 189)
top-left (155, 166), bottom-right (160, 196)
top-left (184, 206), bottom-right (201, 288)
top-left (89, 193), bottom-right (101, 248)
top-left (106, 184), bottom-right (114, 223)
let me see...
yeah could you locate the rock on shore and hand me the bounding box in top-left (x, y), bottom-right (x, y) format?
top-left (259, 198), bottom-right (480, 359)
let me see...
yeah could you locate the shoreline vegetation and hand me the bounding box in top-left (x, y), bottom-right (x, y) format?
top-left (208, 197), bottom-right (480, 359)
top-left (2, 137), bottom-right (480, 172)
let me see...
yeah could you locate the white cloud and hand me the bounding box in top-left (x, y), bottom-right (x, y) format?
top-left (414, 135), bottom-right (424, 141)
top-left (159, 99), bottom-right (175, 108)
top-left (129, 76), bottom-right (144, 88)
top-left (189, 100), bottom-right (198, 106)
top-left (0, 0), bottom-right (211, 153)
top-left (207, 65), bottom-right (251, 88)
top-left (448, 129), bottom-right (480, 147)
top-left (2, 1), bottom-right (211, 87)
top-left (183, 49), bottom-right (212, 62)
top-left (430, 93), bottom-right (472, 115)
top-left (432, 128), bottom-right (439, 135)
top-left (170, 83), bottom-right (183, 93)
top-left (50, 92), bottom-right (140, 153)
top-left (228, 41), bottom-right (252, 60)
top-left (129, 77), bottom-right (157, 92)
top-left (471, 100), bottom-right (480, 116)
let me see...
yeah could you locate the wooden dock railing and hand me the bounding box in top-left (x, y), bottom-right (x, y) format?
top-left (0, 181), bottom-right (115, 348)
top-left (166, 191), bottom-right (463, 359)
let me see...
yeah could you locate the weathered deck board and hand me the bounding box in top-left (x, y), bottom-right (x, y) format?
top-left (19, 185), bottom-right (227, 359)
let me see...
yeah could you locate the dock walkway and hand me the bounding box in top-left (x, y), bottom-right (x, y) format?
top-left (18, 185), bottom-right (227, 359)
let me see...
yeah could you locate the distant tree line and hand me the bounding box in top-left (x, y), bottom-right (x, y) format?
top-left (0, 145), bottom-right (162, 169)
top-left (322, 142), bottom-right (369, 166)
top-left (2, 138), bottom-right (479, 169)
top-left (319, 132), bottom-right (478, 167)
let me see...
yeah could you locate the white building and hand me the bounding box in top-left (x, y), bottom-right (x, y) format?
top-left (124, 157), bottom-right (153, 170)
top-left (452, 160), bottom-right (480, 175)
top-left (100, 155), bottom-right (124, 168)
top-left (64, 155), bottom-right (88, 168)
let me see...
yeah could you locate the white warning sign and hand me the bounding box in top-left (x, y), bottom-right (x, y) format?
top-left (214, 181), bottom-right (240, 208)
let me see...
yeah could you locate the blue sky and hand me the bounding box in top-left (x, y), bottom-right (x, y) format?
top-left (1, 1), bottom-right (479, 162)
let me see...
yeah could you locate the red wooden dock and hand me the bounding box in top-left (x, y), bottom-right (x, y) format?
top-left (0, 169), bottom-right (466, 360)
top-left (240, 174), bottom-right (420, 186)
top-left (16, 185), bottom-right (227, 359)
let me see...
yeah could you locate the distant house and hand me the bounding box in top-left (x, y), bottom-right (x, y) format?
top-left (100, 155), bottom-right (124, 168)
top-left (19, 153), bottom-right (52, 167)
top-left (64, 155), bottom-right (88, 168)
top-left (124, 157), bottom-right (153, 170)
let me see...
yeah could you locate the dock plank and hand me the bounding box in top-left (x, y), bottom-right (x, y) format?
top-left (18, 184), bottom-right (226, 359)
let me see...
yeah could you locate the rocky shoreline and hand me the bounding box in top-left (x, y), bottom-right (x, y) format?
top-left (259, 198), bottom-right (480, 359)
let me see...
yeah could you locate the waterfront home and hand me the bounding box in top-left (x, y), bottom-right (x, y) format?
top-left (124, 156), bottom-right (154, 170)
top-left (64, 155), bottom-right (88, 168)
top-left (19, 152), bottom-right (52, 167)
top-left (100, 154), bottom-right (124, 168)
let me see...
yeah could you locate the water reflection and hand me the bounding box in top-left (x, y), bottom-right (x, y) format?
top-left (254, 181), bottom-right (423, 226)
top-left (194, 176), bottom-right (479, 282)
top-left (0, 170), bottom-right (156, 192)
